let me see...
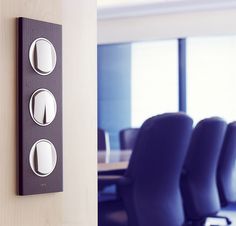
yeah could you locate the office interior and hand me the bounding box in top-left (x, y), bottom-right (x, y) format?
top-left (98, 1), bottom-right (236, 226)
top-left (0, 0), bottom-right (236, 226)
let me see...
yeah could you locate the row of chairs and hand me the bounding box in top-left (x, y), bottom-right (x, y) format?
top-left (98, 128), bottom-right (139, 150)
top-left (99, 113), bottom-right (236, 226)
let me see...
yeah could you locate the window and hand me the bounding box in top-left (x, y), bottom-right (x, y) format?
top-left (131, 40), bottom-right (179, 127)
top-left (98, 35), bottom-right (236, 149)
top-left (187, 36), bottom-right (236, 123)
top-left (98, 40), bottom-right (179, 148)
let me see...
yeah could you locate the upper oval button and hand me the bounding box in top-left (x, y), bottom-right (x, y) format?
top-left (29, 38), bottom-right (57, 75)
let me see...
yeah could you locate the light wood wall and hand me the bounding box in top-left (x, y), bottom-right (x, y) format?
top-left (0, 0), bottom-right (97, 225)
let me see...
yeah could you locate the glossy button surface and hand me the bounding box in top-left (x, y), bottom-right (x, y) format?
top-left (29, 89), bottom-right (57, 126)
top-left (29, 38), bottom-right (56, 75)
top-left (36, 141), bottom-right (53, 175)
top-left (29, 139), bottom-right (57, 177)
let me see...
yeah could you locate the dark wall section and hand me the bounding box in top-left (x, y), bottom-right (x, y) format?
top-left (98, 44), bottom-right (132, 149)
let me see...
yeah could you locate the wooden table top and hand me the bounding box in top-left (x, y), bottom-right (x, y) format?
top-left (97, 150), bottom-right (132, 172)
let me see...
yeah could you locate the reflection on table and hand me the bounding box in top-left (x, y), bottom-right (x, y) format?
top-left (98, 150), bottom-right (132, 173)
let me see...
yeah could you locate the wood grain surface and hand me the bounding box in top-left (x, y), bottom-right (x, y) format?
top-left (0, 0), bottom-right (97, 225)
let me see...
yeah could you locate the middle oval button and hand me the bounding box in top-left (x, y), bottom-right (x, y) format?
top-left (29, 88), bottom-right (57, 126)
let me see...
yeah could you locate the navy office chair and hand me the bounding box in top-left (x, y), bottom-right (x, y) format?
top-left (181, 117), bottom-right (228, 226)
top-left (98, 128), bottom-right (110, 151)
top-left (217, 122), bottom-right (236, 207)
top-left (119, 128), bottom-right (139, 150)
top-left (118, 112), bottom-right (193, 226)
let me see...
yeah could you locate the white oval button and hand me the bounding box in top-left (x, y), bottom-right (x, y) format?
top-left (29, 38), bottom-right (57, 75)
top-left (29, 89), bottom-right (57, 126)
top-left (29, 139), bottom-right (57, 177)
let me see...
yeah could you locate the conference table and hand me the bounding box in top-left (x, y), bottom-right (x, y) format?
top-left (97, 150), bottom-right (132, 173)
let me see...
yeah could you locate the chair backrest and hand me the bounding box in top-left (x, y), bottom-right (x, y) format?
top-left (119, 128), bottom-right (139, 150)
top-left (98, 128), bottom-right (110, 151)
top-left (217, 122), bottom-right (236, 206)
top-left (181, 117), bottom-right (227, 221)
top-left (124, 113), bottom-right (193, 226)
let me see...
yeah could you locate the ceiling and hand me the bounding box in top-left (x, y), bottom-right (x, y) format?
top-left (97, 0), bottom-right (186, 7)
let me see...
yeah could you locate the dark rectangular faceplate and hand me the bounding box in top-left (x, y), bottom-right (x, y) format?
top-left (17, 17), bottom-right (63, 195)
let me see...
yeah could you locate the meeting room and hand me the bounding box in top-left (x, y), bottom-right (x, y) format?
top-left (97, 1), bottom-right (236, 226)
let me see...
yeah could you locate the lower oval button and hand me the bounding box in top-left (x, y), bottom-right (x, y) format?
top-left (29, 139), bottom-right (57, 177)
